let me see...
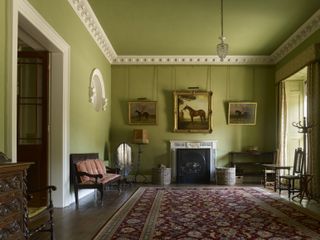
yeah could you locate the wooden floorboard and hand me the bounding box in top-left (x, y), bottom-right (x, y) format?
top-left (31, 185), bottom-right (139, 240)
top-left (30, 184), bottom-right (320, 240)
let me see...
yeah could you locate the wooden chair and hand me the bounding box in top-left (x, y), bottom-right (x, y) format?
top-left (279, 148), bottom-right (305, 198)
top-left (26, 185), bottom-right (56, 240)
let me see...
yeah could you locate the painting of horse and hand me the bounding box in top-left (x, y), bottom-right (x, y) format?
top-left (183, 105), bottom-right (206, 122)
top-left (173, 91), bottom-right (212, 133)
top-left (228, 102), bottom-right (257, 125)
top-left (128, 101), bottom-right (157, 124)
top-left (135, 110), bottom-right (149, 121)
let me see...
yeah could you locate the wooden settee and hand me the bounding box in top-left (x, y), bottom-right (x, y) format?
top-left (70, 153), bottom-right (121, 207)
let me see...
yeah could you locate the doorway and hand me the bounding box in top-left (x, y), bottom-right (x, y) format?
top-left (8, 0), bottom-right (71, 207)
top-left (279, 67), bottom-right (307, 166)
top-left (17, 50), bottom-right (49, 206)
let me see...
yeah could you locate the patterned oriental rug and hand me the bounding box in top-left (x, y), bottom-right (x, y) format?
top-left (93, 187), bottom-right (320, 240)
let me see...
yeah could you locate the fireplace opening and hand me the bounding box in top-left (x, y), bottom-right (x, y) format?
top-left (176, 148), bottom-right (210, 184)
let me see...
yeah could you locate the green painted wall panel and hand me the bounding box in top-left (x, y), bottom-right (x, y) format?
top-left (175, 66), bottom-right (208, 90)
top-left (111, 65), bottom-right (276, 172)
top-left (128, 66), bottom-right (155, 99)
top-left (229, 66), bottom-right (254, 101)
top-left (0, 0), bottom-right (5, 151)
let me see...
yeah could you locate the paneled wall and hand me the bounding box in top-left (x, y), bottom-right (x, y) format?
top-left (111, 65), bottom-right (276, 174)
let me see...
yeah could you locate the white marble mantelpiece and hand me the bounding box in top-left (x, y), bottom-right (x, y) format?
top-left (170, 140), bottom-right (217, 182)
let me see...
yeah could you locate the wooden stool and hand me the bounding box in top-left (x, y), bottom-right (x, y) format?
top-left (264, 169), bottom-right (276, 189)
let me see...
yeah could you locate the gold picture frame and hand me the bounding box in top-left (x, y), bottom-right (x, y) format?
top-left (228, 102), bottom-right (257, 125)
top-left (173, 91), bottom-right (212, 133)
top-left (128, 101), bottom-right (157, 125)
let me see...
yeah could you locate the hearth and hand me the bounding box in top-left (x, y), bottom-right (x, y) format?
top-left (176, 148), bottom-right (210, 183)
top-left (170, 140), bottom-right (217, 183)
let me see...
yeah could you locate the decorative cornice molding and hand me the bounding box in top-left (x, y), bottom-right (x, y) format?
top-left (112, 55), bottom-right (274, 65)
top-left (70, 0), bottom-right (320, 65)
top-left (271, 8), bottom-right (320, 63)
top-left (68, 0), bottom-right (117, 62)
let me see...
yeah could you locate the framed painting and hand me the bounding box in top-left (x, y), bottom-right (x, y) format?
top-left (228, 102), bottom-right (257, 125)
top-left (173, 91), bottom-right (212, 133)
top-left (128, 101), bottom-right (157, 125)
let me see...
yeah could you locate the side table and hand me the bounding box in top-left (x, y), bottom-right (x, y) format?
top-left (261, 164), bottom-right (291, 192)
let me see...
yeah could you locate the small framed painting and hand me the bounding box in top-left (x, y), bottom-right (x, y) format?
top-left (173, 91), bottom-right (212, 133)
top-left (128, 101), bottom-right (157, 125)
top-left (228, 102), bottom-right (257, 125)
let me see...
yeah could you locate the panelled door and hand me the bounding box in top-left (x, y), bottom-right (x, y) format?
top-left (17, 51), bottom-right (49, 206)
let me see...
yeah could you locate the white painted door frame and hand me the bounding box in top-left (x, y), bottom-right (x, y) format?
top-left (7, 0), bottom-right (70, 207)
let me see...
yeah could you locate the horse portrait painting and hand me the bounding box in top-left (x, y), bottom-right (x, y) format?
top-left (128, 101), bottom-right (157, 125)
top-left (173, 91), bottom-right (212, 133)
top-left (228, 102), bottom-right (257, 125)
top-left (183, 105), bottom-right (206, 122)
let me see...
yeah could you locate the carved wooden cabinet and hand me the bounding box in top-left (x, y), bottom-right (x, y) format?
top-left (0, 163), bottom-right (32, 240)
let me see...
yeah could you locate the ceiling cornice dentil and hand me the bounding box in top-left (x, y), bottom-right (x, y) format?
top-left (68, 0), bottom-right (320, 65)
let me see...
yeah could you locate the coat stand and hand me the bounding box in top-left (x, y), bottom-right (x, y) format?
top-left (292, 117), bottom-right (314, 202)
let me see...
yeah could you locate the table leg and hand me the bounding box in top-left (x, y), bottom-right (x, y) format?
top-left (274, 169), bottom-right (278, 192)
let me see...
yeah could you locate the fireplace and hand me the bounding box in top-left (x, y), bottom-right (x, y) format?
top-left (170, 140), bottom-right (217, 183)
top-left (176, 148), bottom-right (210, 183)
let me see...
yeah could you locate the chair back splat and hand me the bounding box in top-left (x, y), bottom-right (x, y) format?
top-left (293, 147), bottom-right (305, 175)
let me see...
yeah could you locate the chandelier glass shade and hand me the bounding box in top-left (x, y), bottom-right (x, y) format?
top-left (217, 37), bottom-right (228, 61)
top-left (217, 0), bottom-right (228, 61)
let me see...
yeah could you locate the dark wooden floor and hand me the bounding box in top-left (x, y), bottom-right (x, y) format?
top-left (31, 184), bottom-right (320, 240)
top-left (31, 184), bottom-right (139, 240)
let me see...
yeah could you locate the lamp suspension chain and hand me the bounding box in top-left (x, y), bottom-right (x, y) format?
top-left (220, 0), bottom-right (224, 39)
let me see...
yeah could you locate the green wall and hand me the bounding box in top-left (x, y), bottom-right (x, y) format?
top-left (1, 0), bottom-right (112, 158)
top-left (111, 65), bottom-right (276, 173)
top-left (0, 0), bottom-right (6, 150)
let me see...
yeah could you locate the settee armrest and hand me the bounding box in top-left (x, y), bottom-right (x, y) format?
top-left (78, 171), bottom-right (103, 183)
top-left (106, 166), bottom-right (120, 174)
